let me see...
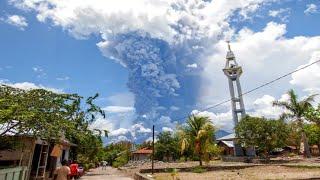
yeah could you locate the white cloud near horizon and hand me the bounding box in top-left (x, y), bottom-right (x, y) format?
top-left (192, 93), bottom-right (289, 132)
top-left (103, 106), bottom-right (135, 113)
top-left (0, 81), bottom-right (63, 93)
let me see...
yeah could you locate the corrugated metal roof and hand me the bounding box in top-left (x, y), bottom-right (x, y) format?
top-left (217, 133), bottom-right (235, 141)
top-left (221, 140), bottom-right (234, 148)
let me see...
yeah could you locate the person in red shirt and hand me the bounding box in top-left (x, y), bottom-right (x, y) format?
top-left (69, 161), bottom-right (79, 180)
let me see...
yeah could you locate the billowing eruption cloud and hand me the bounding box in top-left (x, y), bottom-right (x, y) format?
top-left (97, 31), bottom-right (204, 128)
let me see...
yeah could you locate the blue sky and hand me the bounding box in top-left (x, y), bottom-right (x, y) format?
top-left (1, 0), bottom-right (320, 142)
top-left (0, 0), bottom-right (129, 106)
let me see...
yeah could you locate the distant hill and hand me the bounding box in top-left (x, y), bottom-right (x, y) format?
top-left (215, 129), bottom-right (231, 139)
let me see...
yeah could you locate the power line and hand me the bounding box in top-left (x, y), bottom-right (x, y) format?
top-left (174, 59), bottom-right (320, 122)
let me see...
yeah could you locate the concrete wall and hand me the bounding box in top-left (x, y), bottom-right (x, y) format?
top-left (0, 166), bottom-right (28, 180)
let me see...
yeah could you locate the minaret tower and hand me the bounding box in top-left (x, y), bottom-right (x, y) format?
top-left (223, 41), bottom-right (246, 156)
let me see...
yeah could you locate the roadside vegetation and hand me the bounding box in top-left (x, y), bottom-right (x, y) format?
top-left (0, 85), bottom-right (107, 170)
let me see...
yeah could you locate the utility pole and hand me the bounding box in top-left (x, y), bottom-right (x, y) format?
top-left (152, 125), bottom-right (155, 174)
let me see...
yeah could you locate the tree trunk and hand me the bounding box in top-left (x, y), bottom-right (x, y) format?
top-left (264, 149), bottom-right (270, 163)
top-left (199, 157), bottom-right (202, 166)
top-left (199, 144), bottom-right (203, 166)
top-left (301, 130), bottom-right (312, 158)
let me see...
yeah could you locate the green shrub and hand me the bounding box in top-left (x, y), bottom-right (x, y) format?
top-left (288, 152), bottom-right (296, 157)
top-left (112, 151), bottom-right (129, 168)
top-left (192, 166), bottom-right (207, 173)
top-left (83, 164), bottom-right (90, 171)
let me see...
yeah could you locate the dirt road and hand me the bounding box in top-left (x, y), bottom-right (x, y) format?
top-left (80, 166), bottom-right (133, 180)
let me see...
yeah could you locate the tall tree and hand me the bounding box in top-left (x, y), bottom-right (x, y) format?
top-left (155, 131), bottom-right (180, 161)
top-left (180, 115), bottom-right (215, 166)
top-left (236, 116), bottom-right (289, 160)
top-left (273, 89), bottom-right (317, 158)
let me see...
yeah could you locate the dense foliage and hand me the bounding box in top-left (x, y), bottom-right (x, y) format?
top-left (273, 89), bottom-right (317, 158)
top-left (155, 131), bottom-right (180, 161)
top-left (0, 85), bottom-right (107, 166)
top-left (179, 115), bottom-right (216, 166)
top-left (104, 141), bottom-right (132, 167)
top-left (236, 116), bottom-right (289, 159)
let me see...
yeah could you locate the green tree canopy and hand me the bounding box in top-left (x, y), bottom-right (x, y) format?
top-left (304, 124), bottom-right (320, 146)
top-left (155, 131), bottom-right (180, 161)
top-left (179, 115), bottom-right (215, 166)
top-left (0, 85), bottom-right (108, 164)
top-left (236, 116), bottom-right (289, 159)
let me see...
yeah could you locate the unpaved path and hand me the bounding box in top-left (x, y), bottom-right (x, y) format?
top-left (80, 166), bottom-right (133, 180)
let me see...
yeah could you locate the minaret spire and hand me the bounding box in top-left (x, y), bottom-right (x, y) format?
top-left (227, 41), bottom-right (231, 51)
top-left (222, 41), bottom-right (246, 157)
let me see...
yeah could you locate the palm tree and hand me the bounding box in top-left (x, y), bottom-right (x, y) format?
top-left (180, 115), bottom-right (215, 166)
top-left (273, 89), bottom-right (317, 158)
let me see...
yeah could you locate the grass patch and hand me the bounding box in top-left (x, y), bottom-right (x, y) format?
top-left (284, 165), bottom-right (320, 169)
top-left (192, 166), bottom-right (207, 173)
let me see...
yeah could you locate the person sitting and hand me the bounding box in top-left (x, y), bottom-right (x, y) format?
top-left (54, 160), bottom-right (71, 180)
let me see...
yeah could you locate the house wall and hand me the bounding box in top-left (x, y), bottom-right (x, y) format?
top-left (0, 137), bottom-right (35, 167)
top-left (133, 154), bottom-right (150, 161)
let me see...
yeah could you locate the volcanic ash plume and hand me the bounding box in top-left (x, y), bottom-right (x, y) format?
top-left (98, 31), bottom-right (203, 129)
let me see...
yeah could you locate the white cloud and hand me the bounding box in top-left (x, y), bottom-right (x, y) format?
top-left (192, 93), bottom-right (289, 132)
top-left (191, 109), bottom-right (233, 132)
top-left (9, 0), bottom-right (276, 43)
top-left (186, 63), bottom-right (198, 69)
top-left (132, 123), bottom-right (152, 133)
top-left (304, 4), bottom-right (318, 15)
top-left (56, 76), bottom-right (70, 81)
top-left (1, 81), bottom-right (63, 93)
top-left (105, 122), bottom-right (152, 143)
top-left (162, 127), bottom-right (173, 132)
top-left (170, 106), bottom-right (180, 111)
top-left (4, 15), bottom-right (28, 30)
top-left (103, 106), bottom-right (134, 113)
top-left (32, 66), bottom-right (46, 78)
top-left (89, 116), bottom-right (114, 133)
top-left (249, 94), bottom-right (283, 118)
top-left (268, 8), bottom-right (290, 22)
top-left (106, 92), bottom-right (135, 107)
top-left (290, 51), bottom-right (320, 94)
top-left (109, 128), bottom-right (130, 137)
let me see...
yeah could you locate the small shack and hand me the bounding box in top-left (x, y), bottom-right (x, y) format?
top-left (217, 134), bottom-right (236, 156)
top-left (132, 148), bottom-right (152, 161)
top-left (217, 140), bottom-right (234, 156)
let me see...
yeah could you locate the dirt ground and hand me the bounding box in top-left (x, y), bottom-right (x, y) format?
top-left (153, 166), bottom-right (320, 180)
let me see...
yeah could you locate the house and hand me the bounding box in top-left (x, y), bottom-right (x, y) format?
top-left (216, 134), bottom-right (236, 156)
top-left (131, 148), bottom-right (153, 161)
top-left (0, 135), bottom-right (76, 180)
top-left (217, 140), bottom-right (234, 156)
top-left (216, 133), bottom-right (255, 157)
